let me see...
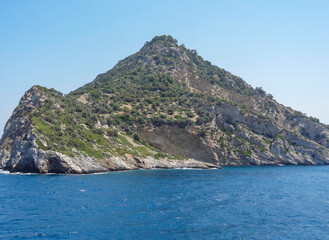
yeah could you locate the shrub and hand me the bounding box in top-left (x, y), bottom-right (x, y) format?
top-left (93, 128), bottom-right (103, 135)
top-left (154, 152), bottom-right (167, 159)
top-left (186, 112), bottom-right (195, 118)
top-left (107, 128), bottom-right (118, 137)
top-left (133, 133), bottom-right (141, 142)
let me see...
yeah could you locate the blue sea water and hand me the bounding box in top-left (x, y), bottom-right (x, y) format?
top-left (0, 166), bottom-right (329, 239)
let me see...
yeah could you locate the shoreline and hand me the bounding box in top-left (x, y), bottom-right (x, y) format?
top-left (2, 164), bottom-right (328, 176)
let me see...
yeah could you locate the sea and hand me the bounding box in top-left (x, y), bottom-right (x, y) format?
top-left (0, 166), bottom-right (328, 239)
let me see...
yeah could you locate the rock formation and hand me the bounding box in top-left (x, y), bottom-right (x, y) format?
top-left (1, 35), bottom-right (328, 173)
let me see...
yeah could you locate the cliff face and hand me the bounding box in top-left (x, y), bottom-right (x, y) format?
top-left (0, 86), bottom-right (218, 173)
top-left (0, 87), bottom-right (106, 173)
top-left (1, 35), bottom-right (329, 173)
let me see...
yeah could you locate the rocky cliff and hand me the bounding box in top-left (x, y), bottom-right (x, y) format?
top-left (1, 35), bottom-right (329, 173)
top-left (0, 86), bottom-right (218, 173)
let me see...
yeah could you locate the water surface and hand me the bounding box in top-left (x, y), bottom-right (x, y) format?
top-left (0, 166), bottom-right (328, 239)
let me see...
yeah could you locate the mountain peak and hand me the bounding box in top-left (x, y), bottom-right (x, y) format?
top-left (139, 35), bottom-right (181, 57)
top-left (144, 35), bottom-right (178, 48)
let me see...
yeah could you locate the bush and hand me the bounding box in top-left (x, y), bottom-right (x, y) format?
top-left (133, 133), bottom-right (141, 142)
top-left (93, 128), bottom-right (103, 135)
top-left (107, 128), bottom-right (118, 137)
top-left (186, 112), bottom-right (195, 118)
top-left (154, 152), bottom-right (167, 159)
top-left (198, 129), bottom-right (206, 137)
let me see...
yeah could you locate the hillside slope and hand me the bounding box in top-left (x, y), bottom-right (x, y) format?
top-left (1, 35), bottom-right (329, 173)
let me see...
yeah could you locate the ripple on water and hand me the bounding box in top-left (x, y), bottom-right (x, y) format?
top-left (0, 166), bottom-right (329, 239)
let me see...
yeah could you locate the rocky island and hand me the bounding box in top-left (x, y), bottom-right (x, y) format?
top-left (1, 35), bottom-right (329, 174)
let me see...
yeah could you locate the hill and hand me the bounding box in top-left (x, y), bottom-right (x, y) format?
top-left (1, 35), bottom-right (329, 173)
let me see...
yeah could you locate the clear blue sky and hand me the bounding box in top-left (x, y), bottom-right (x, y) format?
top-left (1, 0), bottom-right (329, 136)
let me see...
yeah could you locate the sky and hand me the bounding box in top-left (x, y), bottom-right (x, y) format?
top-left (1, 0), bottom-right (328, 136)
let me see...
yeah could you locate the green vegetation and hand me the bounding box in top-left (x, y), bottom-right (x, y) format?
top-left (16, 35), bottom-right (327, 164)
top-left (29, 89), bottom-right (173, 160)
top-left (238, 149), bottom-right (253, 158)
top-left (154, 152), bottom-right (168, 159)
